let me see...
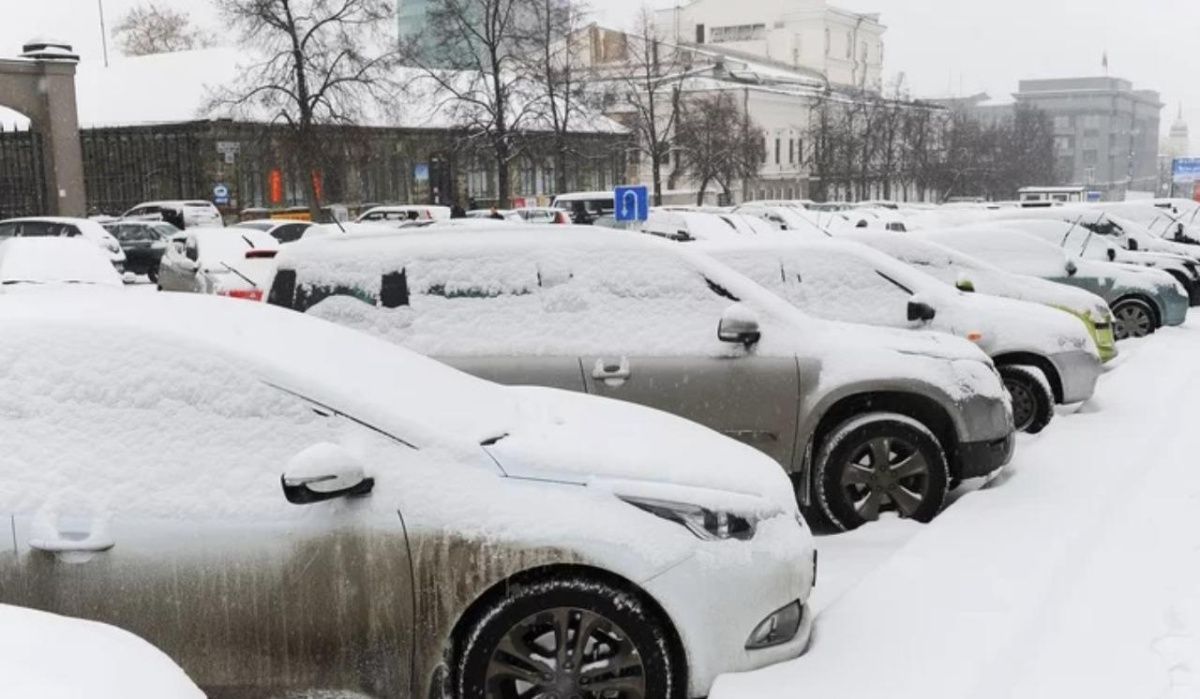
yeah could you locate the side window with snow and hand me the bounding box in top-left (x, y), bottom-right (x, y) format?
top-left (778, 250), bottom-right (913, 328)
top-left (0, 326), bottom-right (342, 519)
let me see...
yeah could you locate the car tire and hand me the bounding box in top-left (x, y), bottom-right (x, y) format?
top-left (999, 365), bottom-right (1054, 435)
top-left (815, 412), bottom-right (949, 531)
top-left (1112, 298), bottom-right (1156, 340)
top-left (456, 575), bottom-right (682, 699)
top-left (148, 268), bottom-right (159, 284)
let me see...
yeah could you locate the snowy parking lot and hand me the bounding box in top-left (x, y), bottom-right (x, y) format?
top-left (714, 320), bottom-right (1200, 698)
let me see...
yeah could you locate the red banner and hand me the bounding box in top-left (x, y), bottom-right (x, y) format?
top-left (268, 169), bottom-right (284, 205)
top-left (1193, 181), bottom-right (1200, 203)
top-left (311, 170), bottom-right (324, 203)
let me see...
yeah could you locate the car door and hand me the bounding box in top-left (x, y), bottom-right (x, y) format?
top-left (568, 248), bottom-right (802, 466)
top-left (0, 326), bottom-right (416, 696)
top-left (156, 235), bottom-right (189, 290)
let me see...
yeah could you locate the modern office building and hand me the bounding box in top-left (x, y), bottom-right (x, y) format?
top-left (1014, 77), bottom-right (1162, 199)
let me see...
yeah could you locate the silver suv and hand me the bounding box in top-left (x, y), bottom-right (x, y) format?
top-left (269, 228), bottom-right (1016, 530)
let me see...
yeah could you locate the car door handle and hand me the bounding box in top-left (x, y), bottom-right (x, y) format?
top-left (29, 535), bottom-right (115, 554)
top-left (592, 358), bottom-right (631, 381)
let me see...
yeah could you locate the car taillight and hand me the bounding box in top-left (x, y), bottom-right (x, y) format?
top-left (220, 288), bottom-right (264, 302)
top-left (555, 212), bottom-right (569, 224)
top-left (245, 249), bottom-right (277, 259)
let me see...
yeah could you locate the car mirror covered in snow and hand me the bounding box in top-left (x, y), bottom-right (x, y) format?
top-left (907, 299), bottom-right (937, 323)
top-left (717, 303), bottom-right (762, 348)
top-left (281, 442), bottom-right (375, 505)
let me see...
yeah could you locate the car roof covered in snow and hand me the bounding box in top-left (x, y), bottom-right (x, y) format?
top-left (0, 237), bottom-right (124, 287)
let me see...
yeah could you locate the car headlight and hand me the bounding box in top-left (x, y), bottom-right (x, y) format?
top-left (106, 241), bottom-right (120, 253)
top-left (619, 495), bottom-right (757, 541)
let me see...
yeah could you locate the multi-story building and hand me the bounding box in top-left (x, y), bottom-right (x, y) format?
top-left (1014, 77), bottom-right (1162, 199)
top-left (655, 0), bottom-right (885, 91)
top-left (397, 0), bottom-right (432, 42)
top-left (1164, 105), bottom-right (1190, 158)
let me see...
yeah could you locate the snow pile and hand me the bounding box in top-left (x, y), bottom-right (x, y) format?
top-left (0, 604), bottom-right (203, 698)
top-left (0, 238), bottom-right (122, 287)
top-left (712, 320), bottom-right (1200, 699)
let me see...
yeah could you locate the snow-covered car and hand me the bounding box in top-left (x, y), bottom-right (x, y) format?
top-left (156, 228), bottom-right (279, 301)
top-left (733, 204), bottom-right (829, 236)
top-left (268, 227), bottom-right (1015, 530)
top-left (514, 207), bottom-right (571, 224)
top-left (834, 229), bottom-right (1119, 363)
top-left (918, 226), bottom-right (1189, 340)
top-left (0, 604), bottom-right (203, 698)
top-left (356, 205), bottom-right (452, 224)
top-left (1000, 218), bottom-right (1200, 306)
top-left (102, 220), bottom-right (177, 281)
top-left (0, 290), bottom-right (816, 698)
top-left (466, 208), bottom-right (522, 221)
top-left (233, 218), bottom-right (314, 244)
top-left (0, 216), bottom-right (126, 270)
top-left (0, 237), bottom-right (124, 290)
top-left (550, 191), bottom-right (614, 224)
top-left (703, 239), bottom-right (1100, 434)
top-left (122, 200), bottom-right (224, 229)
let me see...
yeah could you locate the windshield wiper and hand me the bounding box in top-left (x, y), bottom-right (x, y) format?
top-left (220, 261), bottom-right (257, 288)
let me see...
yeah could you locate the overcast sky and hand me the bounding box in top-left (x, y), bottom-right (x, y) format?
top-left (3, 0), bottom-right (1195, 143)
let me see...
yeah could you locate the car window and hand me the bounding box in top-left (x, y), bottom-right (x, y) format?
top-left (185, 237), bottom-right (199, 262)
top-left (273, 224), bottom-right (308, 244)
top-left (0, 223), bottom-right (17, 239)
top-left (302, 247), bottom-right (736, 356)
top-left (17, 221), bottom-right (63, 237)
top-left (0, 324), bottom-right (389, 519)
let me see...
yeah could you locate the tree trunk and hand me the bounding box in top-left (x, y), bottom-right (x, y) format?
top-left (651, 156), bottom-right (663, 206)
top-left (495, 139), bottom-right (511, 208)
top-left (696, 177), bottom-right (709, 206)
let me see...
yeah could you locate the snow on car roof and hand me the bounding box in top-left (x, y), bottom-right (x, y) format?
top-left (0, 604), bottom-right (204, 699)
top-left (0, 238), bottom-right (123, 287)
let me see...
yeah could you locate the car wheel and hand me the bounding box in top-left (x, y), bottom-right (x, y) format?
top-left (457, 575), bottom-right (681, 699)
top-left (1112, 299), bottom-right (1155, 340)
top-left (999, 365), bottom-right (1054, 435)
top-left (815, 412), bottom-right (949, 531)
top-left (147, 268), bottom-right (159, 283)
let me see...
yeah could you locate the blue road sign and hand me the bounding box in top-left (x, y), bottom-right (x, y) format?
top-left (614, 185), bottom-right (650, 222)
top-left (1173, 157), bottom-right (1200, 183)
top-left (212, 183), bottom-right (230, 206)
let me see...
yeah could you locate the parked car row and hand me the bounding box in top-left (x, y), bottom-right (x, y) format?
top-left (1, 194), bottom-right (1191, 698)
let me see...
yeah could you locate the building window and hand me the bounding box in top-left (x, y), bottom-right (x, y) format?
top-left (763, 137), bottom-right (770, 164)
top-left (710, 24), bottom-right (766, 43)
top-left (1082, 114), bottom-right (1101, 129)
top-left (774, 138), bottom-right (781, 165)
top-left (1053, 115), bottom-right (1072, 131)
top-left (797, 138), bottom-right (804, 163)
top-left (789, 139), bottom-right (795, 164)
top-left (1084, 167), bottom-right (1096, 183)
top-left (1055, 136), bottom-right (1073, 153)
top-left (696, 23), bottom-right (705, 43)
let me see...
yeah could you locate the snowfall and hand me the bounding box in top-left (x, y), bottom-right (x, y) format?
top-left (714, 318), bottom-right (1200, 699)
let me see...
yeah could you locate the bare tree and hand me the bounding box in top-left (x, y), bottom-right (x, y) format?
top-left (521, 0), bottom-right (593, 195)
top-left (674, 92), bottom-right (765, 205)
top-left (113, 2), bottom-right (215, 56)
top-left (406, 0), bottom-right (539, 208)
top-left (210, 0), bottom-right (399, 217)
top-left (610, 10), bottom-right (686, 206)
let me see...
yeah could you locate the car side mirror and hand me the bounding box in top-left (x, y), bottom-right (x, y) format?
top-left (281, 443), bottom-right (375, 505)
top-left (955, 275), bottom-right (976, 293)
top-left (1127, 239), bottom-right (1140, 252)
top-left (717, 304), bottom-right (762, 348)
top-left (907, 300), bottom-right (937, 322)
top-left (1066, 259), bottom-right (1079, 277)
top-left (1107, 248), bottom-right (1117, 262)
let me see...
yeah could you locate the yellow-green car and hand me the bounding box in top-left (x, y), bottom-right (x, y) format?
top-left (838, 231), bottom-right (1119, 363)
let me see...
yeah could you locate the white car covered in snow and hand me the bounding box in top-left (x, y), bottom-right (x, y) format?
top-left (156, 228), bottom-right (280, 300)
top-left (703, 238), bottom-right (1101, 434)
top-left (0, 604), bottom-right (202, 698)
top-left (0, 237), bottom-right (124, 290)
top-left (0, 216), bottom-right (126, 270)
top-left (0, 291), bottom-right (815, 698)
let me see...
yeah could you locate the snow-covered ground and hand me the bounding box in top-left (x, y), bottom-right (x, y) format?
top-left (714, 319), bottom-right (1200, 698)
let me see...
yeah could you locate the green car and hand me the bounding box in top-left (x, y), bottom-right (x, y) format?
top-left (921, 226), bottom-right (1188, 341)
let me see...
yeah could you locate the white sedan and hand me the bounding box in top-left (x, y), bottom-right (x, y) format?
top-left (156, 228), bottom-right (279, 300)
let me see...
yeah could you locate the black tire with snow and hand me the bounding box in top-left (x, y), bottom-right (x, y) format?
top-left (456, 575), bottom-right (682, 699)
top-left (815, 412), bottom-right (949, 532)
top-left (999, 364), bottom-right (1054, 435)
top-left (1112, 298), bottom-right (1156, 340)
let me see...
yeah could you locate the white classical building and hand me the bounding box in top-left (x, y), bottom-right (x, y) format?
top-left (655, 0), bottom-right (886, 91)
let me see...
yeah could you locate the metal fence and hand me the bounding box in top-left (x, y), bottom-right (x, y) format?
top-left (82, 125), bottom-right (205, 216)
top-left (0, 125), bottom-right (45, 218)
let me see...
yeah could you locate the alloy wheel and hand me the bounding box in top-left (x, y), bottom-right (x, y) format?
top-left (486, 607), bottom-right (647, 699)
top-left (1114, 304), bottom-right (1152, 339)
top-left (1005, 378), bottom-right (1037, 431)
top-left (840, 436), bottom-right (930, 521)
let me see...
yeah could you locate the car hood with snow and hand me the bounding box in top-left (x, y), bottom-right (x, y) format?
top-left (0, 604), bottom-right (203, 699)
